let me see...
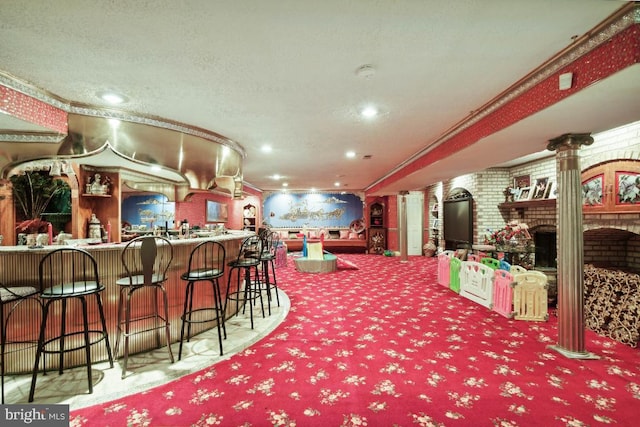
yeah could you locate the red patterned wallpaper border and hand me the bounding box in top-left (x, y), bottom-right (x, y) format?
top-left (0, 85), bottom-right (67, 134)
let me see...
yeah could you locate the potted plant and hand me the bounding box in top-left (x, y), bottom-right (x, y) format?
top-left (10, 171), bottom-right (70, 245)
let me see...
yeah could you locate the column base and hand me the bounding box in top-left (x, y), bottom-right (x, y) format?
top-left (547, 344), bottom-right (600, 360)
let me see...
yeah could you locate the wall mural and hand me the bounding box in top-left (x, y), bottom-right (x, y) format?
top-left (263, 192), bottom-right (363, 228)
top-left (122, 194), bottom-right (175, 228)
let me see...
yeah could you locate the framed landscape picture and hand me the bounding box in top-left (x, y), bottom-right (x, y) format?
top-left (206, 200), bottom-right (228, 223)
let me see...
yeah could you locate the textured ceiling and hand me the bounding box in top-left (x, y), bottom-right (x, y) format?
top-left (0, 1), bottom-right (637, 195)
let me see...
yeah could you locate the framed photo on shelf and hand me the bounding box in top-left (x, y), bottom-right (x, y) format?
top-left (513, 174), bottom-right (530, 189)
top-left (511, 187), bottom-right (522, 201)
top-left (517, 186), bottom-right (532, 201)
top-left (545, 181), bottom-right (558, 199)
top-left (532, 177), bottom-right (549, 199)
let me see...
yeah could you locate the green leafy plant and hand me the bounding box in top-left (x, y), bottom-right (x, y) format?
top-left (10, 171), bottom-right (71, 232)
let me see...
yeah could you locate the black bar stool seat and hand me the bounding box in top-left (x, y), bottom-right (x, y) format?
top-left (114, 236), bottom-right (174, 379)
top-left (259, 230), bottom-right (281, 315)
top-left (29, 247), bottom-right (113, 402)
top-left (1, 284), bottom-right (41, 404)
top-left (224, 235), bottom-right (265, 329)
top-left (178, 240), bottom-right (227, 360)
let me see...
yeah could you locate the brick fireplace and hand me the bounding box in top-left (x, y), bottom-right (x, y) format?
top-left (583, 214), bottom-right (640, 271)
top-left (497, 202), bottom-right (640, 306)
top-left (532, 228), bottom-right (556, 268)
top-left (501, 202), bottom-right (640, 302)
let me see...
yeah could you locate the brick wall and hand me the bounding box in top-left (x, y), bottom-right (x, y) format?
top-left (426, 171), bottom-right (511, 249)
top-left (373, 121), bottom-right (640, 256)
top-left (583, 228), bottom-right (640, 270)
top-left (474, 169), bottom-right (510, 244)
top-left (627, 235), bottom-right (640, 271)
top-left (425, 120), bottom-right (640, 268)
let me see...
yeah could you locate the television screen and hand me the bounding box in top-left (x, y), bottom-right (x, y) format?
top-left (443, 197), bottom-right (473, 245)
top-left (206, 200), bottom-right (228, 223)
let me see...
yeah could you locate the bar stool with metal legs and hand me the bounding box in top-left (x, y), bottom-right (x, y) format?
top-left (224, 235), bottom-right (264, 329)
top-left (29, 247), bottom-right (113, 402)
top-left (178, 240), bottom-right (226, 360)
top-left (114, 235), bottom-right (174, 379)
top-left (259, 231), bottom-right (281, 315)
top-left (1, 282), bottom-right (41, 404)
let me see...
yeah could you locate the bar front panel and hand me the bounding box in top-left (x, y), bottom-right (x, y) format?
top-left (0, 233), bottom-right (248, 374)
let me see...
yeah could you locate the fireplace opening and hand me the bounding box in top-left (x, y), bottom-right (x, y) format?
top-left (583, 228), bottom-right (640, 272)
top-left (534, 232), bottom-right (557, 268)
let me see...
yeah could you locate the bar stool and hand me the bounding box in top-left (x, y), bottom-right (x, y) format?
top-left (1, 283), bottom-right (41, 404)
top-left (178, 240), bottom-right (226, 360)
top-left (29, 247), bottom-right (113, 402)
top-left (259, 231), bottom-right (280, 315)
top-left (114, 235), bottom-right (174, 379)
top-left (224, 235), bottom-right (264, 329)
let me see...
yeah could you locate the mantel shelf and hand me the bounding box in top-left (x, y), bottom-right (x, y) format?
top-left (499, 199), bottom-right (556, 209)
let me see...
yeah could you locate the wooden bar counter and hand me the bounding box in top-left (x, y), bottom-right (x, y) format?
top-left (0, 231), bottom-right (253, 374)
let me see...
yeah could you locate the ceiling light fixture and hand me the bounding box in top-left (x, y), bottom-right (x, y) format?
top-left (261, 145), bottom-right (272, 153)
top-left (334, 182), bottom-right (340, 187)
top-left (98, 91), bottom-right (128, 105)
top-left (361, 106), bottom-right (378, 118)
top-left (346, 151), bottom-right (356, 158)
top-left (273, 174), bottom-right (281, 180)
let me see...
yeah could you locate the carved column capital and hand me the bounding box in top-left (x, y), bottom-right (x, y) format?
top-left (547, 133), bottom-right (594, 152)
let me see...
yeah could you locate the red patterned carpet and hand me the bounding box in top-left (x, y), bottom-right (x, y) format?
top-left (71, 255), bottom-right (640, 426)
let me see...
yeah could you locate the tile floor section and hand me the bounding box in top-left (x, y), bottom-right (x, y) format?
top-left (4, 289), bottom-right (289, 409)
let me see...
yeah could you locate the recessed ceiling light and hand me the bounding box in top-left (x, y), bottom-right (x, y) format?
top-left (346, 151), bottom-right (356, 158)
top-left (261, 145), bottom-right (272, 153)
top-left (273, 174), bottom-right (281, 180)
top-left (334, 182), bottom-right (340, 187)
top-left (361, 106), bottom-right (378, 118)
top-left (282, 182), bottom-right (288, 187)
top-left (98, 91), bottom-right (127, 105)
